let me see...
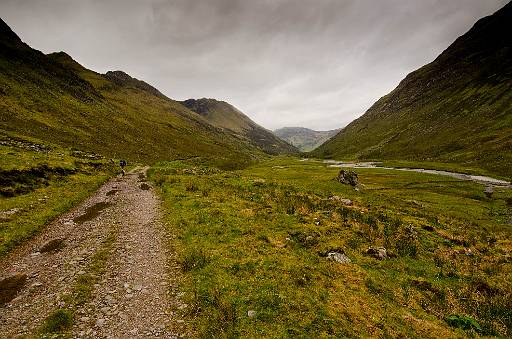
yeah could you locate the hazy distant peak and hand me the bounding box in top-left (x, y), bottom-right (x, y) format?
top-left (274, 127), bottom-right (340, 152)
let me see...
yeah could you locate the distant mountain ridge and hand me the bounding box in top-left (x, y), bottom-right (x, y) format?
top-left (312, 2), bottom-right (512, 177)
top-left (274, 127), bottom-right (340, 152)
top-left (181, 98), bottom-right (297, 155)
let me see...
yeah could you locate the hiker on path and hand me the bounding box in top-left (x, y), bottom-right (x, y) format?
top-left (119, 159), bottom-right (127, 176)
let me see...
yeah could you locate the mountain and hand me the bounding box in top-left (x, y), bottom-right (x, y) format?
top-left (274, 127), bottom-right (340, 152)
top-left (0, 18), bottom-right (279, 169)
top-left (181, 98), bottom-right (298, 155)
top-left (312, 2), bottom-right (512, 177)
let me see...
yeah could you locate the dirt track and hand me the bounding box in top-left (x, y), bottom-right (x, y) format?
top-left (0, 168), bottom-right (188, 338)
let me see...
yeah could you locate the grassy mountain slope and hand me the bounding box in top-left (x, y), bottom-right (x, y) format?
top-left (181, 98), bottom-right (298, 155)
top-left (313, 2), bottom-right (512, 178)
top-left (0, 18), bottom-right (267, 169)
top-left (274, 127), bottom-right (340, 152)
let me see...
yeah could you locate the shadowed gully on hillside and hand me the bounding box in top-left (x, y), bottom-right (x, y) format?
top-left (313, 3), bottom-right (512, 178)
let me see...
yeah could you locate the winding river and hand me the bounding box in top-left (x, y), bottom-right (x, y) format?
top-left (323, 160), bottom-right (511, 187)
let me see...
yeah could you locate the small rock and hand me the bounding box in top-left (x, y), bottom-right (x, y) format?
top-left (340, 198), bottom-right (353, 206)
top-left (96, 318), bottom-right (105, 327)
top-left (366, 247), bottom-right (388, 260)
top-left (133, 285), bottom-right (143, 291)
top-left (329, 196), bottom-right (353, 206)
top-left (30, 252), bottom-right (41, 257)
top-left (247, 310), bottom-right (257, 318)
top-left (123, 283), bottom-right (130, 289)
top-left (77, 271), bottom-right (86, 275)
top-left (100, 307), bottom-right (109, 313)
top-left (327, 252), bottom-right (351, 264)
top-left (80, 316), bottom-right (89, 322)
top-left (31, 282), bottom-right (43, 287)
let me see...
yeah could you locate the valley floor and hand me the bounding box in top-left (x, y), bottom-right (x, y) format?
top-left (1, 156), bottom-right (511, 338)
top-left (0, 169), bottom-right (188, 337)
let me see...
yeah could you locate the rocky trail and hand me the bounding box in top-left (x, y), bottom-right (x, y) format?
top-left (0, 168), bottom-right (189, 338)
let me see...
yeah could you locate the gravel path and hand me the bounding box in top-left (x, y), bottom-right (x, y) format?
top-left (0, 168), bottom-right (188, 338)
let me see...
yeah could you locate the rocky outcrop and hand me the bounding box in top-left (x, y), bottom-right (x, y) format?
top-left (335, 170), bottom-right (359, 186)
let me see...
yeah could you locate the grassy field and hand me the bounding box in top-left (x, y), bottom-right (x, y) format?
top-left (0, 136), bottom-right (114, 257)
top-left (149, 157), bottom-right (512, 337)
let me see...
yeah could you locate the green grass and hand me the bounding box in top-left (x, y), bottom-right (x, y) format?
top-left (39, 309), bottom-right (74, 335)
top-left (0, 138), bottom-right (113, 257)
top-left (149, 157), bottom-right (512, 337)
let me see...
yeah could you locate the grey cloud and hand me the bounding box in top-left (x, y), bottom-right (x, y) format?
top-left (0, 0), bottom-right (508, 130)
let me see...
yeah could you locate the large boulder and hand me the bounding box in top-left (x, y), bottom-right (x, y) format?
top-left (335, 170), bottom-right (359, 186)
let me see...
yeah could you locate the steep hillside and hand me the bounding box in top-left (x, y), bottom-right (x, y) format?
top-left (313, 2), bottom-right (512, 177)
top-left (181, 98), bottom-right (298, 155)
top-left (0, 18), bottom-right (266, 169)
top-left (274, 127), bottom-right (340, 152)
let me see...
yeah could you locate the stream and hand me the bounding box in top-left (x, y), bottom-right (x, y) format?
top-left (323, 160), bottom-right (511, 187)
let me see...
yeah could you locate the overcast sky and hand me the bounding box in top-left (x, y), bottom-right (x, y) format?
top-left (1, 0), bottom-right (508, 130)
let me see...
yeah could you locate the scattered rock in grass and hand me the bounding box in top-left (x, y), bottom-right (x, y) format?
top-left (335, 170), bottom-right (359, 186)
top-left (464, 248), bottom-right (474, 256)
top-left (314, 218), bottom-right (321, 226)
top-left (140, 183), bottom-right (151, 190)
top-left (329, 195), bottom-right (353, 206)
top-left (40, 238), bottom-right (66, 253)
top-left (327, 252), bottom-right (351, 264)
top-left (96, 318), bottom-right (105, 327)
top-left (247, 310), bottom-right (257, 318)
top-left (366, 246), bottom-right (388, 260)
top-left (0, 207), bottom-right (22, 220)
top-left (0, 273), bottom-right (27, 305)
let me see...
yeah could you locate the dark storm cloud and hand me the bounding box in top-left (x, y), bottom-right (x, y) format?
top-left (0, 0), bottom-right (508, 130)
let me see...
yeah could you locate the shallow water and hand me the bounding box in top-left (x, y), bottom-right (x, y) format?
top-left (325, 161), bottom-right (511, 187)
